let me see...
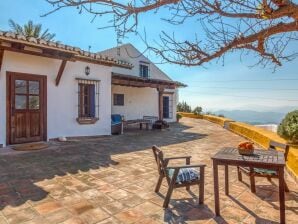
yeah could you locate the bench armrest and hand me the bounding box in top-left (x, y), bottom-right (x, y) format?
top-left (164, 156), bottom-right (191, 161)
top-left (167, 164), bottom-right (206, 169)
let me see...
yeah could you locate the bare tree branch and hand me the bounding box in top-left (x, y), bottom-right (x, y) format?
top-left (43, 0), bottom-right (298, 68)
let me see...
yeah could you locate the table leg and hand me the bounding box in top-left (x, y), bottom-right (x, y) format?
top-left (140, 123), bottom-right (142, 130)
top-left (225, 165), bottom-right (229, 195)
top-left (278, 167), bottom-right (286, 224)
top-left (213, 160), bottom-right (220, 216)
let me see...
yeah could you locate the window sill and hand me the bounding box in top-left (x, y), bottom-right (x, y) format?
top-left (76, 117), bottom-right (99, 125)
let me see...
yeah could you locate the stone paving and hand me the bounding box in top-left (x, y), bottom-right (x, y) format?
top-left (0, 118), bottom-right (297, 224)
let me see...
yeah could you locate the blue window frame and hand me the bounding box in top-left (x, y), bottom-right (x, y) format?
top-left (114, 94), bottom-right (124, 106)
top-left (139, 64), bottom-right (149, 78)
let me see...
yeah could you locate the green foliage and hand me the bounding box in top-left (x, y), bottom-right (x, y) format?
top-left (176, 113), bottom-right (182, 120)
top-left (205, 111), bottom-right (215, 115)
top-left (277, 110), bottom-right (298, 144)
top-left (192, 106), bottom-right (202, 115)
top-left (9, 19), bottom-right (56, 41)
top-left (177, 101), bottom-right (192, 113)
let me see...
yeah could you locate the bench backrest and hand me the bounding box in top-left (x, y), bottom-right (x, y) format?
top-left (143, 116), bottom-right (158, 124)
top-left (152, 145), bottom-right (166, 175)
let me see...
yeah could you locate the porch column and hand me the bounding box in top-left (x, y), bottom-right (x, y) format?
top-left (157, 87), bottom-right (164, 120)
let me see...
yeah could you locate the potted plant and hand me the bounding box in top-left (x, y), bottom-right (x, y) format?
top-left (277, 110), bottom-right (298, 144)
top-left (176, 113), bottom-right (182, 122)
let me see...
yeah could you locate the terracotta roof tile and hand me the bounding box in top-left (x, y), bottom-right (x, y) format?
top-left (0, 31), bottom-right (133, 68)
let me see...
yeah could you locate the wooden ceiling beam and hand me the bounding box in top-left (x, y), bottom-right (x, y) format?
top-left (55, 60), bottom-right (67, 86)
top-left (112, 77), bottom-right (176, 89)
top-left (112, 73), bottom-right (178, 89)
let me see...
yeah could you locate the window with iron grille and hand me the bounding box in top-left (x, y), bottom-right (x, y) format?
top-left (113, 93), bottom-right (124, 106)
top-left (76, 78), bottom-right (100, 124)
top-left (139, 63), bottom-right (149, 78)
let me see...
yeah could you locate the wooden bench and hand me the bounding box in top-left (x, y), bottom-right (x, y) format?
top-left (124, 119), bottom-right (151, 130)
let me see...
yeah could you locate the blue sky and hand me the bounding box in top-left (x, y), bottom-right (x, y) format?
top-left (1, 0), bottom-right (297, 112)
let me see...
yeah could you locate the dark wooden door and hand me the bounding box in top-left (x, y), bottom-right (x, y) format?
top-left (7, 72), bottom-right (47, 144)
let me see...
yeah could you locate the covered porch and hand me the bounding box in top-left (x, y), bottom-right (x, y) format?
top-left (111, 73), bottom-right (185, 123)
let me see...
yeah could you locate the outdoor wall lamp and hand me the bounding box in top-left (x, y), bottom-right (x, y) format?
top-left (85, 66), bottom-right (90, 76)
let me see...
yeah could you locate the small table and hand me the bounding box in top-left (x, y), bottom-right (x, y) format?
top-left (124, 119), bottom-right (151, 130)
top-left (211, 147), bottom-right (286, 224)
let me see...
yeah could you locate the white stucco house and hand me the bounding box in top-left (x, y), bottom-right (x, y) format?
top-left (0, 31), bottom-right (185, 147)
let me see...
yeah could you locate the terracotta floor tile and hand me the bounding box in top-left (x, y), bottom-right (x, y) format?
top-left (0, 118), bottom-right (296, 224)
top-left (44, 208), bottom-right (73, 223)
top-left (115, 208), bottom-right (146, 224)
top-left (68, 201), bottom-right (94, 215)
top-left (107, 189), bottom-right (131, 200)
top-left (133, 201), bottom-right (162, 215)
top-left (5, 207), bottom-right (37, 224)
top-left (33, 201), bottom-right (62, 215)
top-left (79, 208), bottom-right (110, 224)
top-left (102, 201), bottom-right (126, 215)
top-left (61, 217), bottom-right (85, 224)
top-left (96, 217), bottom-right (122, 224)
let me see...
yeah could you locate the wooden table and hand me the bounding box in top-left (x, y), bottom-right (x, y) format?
top-left (124, 119), bottom-right (151, 130)
top-left (211, 147), bottom-right (286, 224)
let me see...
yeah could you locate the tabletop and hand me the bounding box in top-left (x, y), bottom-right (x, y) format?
top-left (211, 147), bottom-right (285, 167)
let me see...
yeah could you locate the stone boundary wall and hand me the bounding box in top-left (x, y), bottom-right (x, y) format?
top-left (178, 112), bottom-right (298, 181)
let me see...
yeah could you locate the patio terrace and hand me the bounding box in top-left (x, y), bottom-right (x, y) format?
top-left (0, 118), bottom-right (297, 224)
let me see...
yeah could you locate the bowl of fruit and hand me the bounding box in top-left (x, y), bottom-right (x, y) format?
top-left (238, 141), bottom-right (254, 155)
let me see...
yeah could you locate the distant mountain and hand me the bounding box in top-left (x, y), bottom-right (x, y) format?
top-left (214, 110), bottom-right (287, 125)
top-left (236, 105), bottom-right (297, 113)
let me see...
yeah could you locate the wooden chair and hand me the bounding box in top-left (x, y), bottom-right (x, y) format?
top-left (152, 145), bottom-right (206, 208)
top-left (237, 140), bottom-right (290, 193)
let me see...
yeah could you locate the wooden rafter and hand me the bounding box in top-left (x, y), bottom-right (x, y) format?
top-left (0, 49), bottom-right (4, 72)
top-left (112, 72), bottom-right (180, 89)
top-left (55, 60), bottom-right (67, 86)
top-left (0, 43), bottom-right (75, 62)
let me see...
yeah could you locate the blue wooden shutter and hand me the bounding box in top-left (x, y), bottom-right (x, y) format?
top-left (90, 85), bottom-right (96, 117)
top-left (163, 96), bottom-right (170, 118)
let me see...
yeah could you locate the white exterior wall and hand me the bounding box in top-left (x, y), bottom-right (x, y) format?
top-left (0, 51), bottom-right (112, 146)
top-left (111, 85), bottom-right (177, 122)
top-left (100, 44), bottom-right (172, 81)
top-left (103, 44), bottom-right (178, 123)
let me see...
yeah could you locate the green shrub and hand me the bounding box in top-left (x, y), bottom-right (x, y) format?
top-left (177, 101), bottom-right (192, 112)
top-left (278, 110), bottom-right (298, 144)
top-left (193, 106), bottom-right (202, 115)
top-left (176, 113), bottom-right (182, 121)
